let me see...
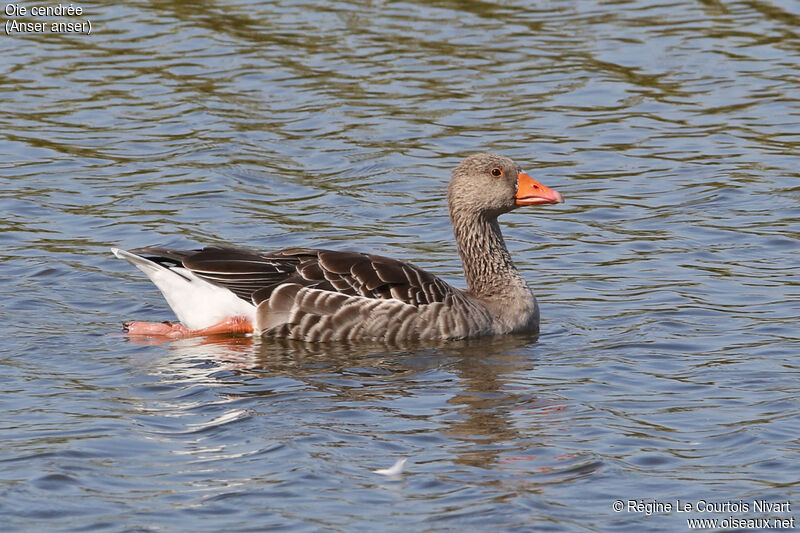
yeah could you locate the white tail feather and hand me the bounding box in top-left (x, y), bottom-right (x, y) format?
top-left (112, 248), bottom-right (255, 330)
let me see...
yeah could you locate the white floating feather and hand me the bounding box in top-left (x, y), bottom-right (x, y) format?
top-left (373, 458), bottom-right (408, 476)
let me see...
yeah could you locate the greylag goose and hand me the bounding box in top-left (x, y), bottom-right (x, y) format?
top-left (112, 153), bottom-right (563, 342)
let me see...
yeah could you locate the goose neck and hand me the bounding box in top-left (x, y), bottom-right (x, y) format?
top-left (450, 208), bottom-right (527, 298)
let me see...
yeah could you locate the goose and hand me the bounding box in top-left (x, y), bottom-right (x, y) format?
top-left (112, 153), bottom-right (563, 342)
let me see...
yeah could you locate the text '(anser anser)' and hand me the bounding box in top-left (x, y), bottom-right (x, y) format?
top-left (113, 153), bottom-right (563, 342)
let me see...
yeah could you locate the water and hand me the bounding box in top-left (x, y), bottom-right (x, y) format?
top-left (1, 0), bottom-right (798, 531)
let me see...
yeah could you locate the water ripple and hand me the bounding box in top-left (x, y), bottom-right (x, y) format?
top-left (1, 0), bottom-right (798, 531)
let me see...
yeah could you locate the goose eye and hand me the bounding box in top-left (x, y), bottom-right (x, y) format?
top-left (490, 168), bottom-right (503, 178)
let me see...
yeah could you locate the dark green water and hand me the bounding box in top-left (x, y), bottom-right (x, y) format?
top-left (1, 1), bottom-right (798, 531)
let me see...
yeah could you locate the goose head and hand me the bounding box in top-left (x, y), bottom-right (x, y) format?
top-left (448, 153), bottom-right (563, 218)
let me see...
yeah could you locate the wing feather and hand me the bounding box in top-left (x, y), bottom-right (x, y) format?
top-left (131, 245), bottom-right (463, 308)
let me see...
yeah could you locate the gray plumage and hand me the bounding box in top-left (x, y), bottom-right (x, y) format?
top-left (113, 153), bottom-right (563, 342)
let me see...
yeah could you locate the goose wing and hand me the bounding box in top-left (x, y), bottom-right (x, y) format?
top-left (129, 245), bottom-right (461, 307)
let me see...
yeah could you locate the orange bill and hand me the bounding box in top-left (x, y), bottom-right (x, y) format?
top-left (515, 172), bottom-right (564, 205)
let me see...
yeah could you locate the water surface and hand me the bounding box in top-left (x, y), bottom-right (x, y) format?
top-left (1, 1), bottom-right (798, 531)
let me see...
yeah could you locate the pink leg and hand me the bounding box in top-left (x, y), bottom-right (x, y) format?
top-left (123, 316), bottom-right (253, 338)
top-left (192, 316), bottom-right (254, 336)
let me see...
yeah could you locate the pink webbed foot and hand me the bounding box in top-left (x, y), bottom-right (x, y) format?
top-left (122, 317), bottom-right (253, 339)
top-left (123, 320), bottom-right (190, 338)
